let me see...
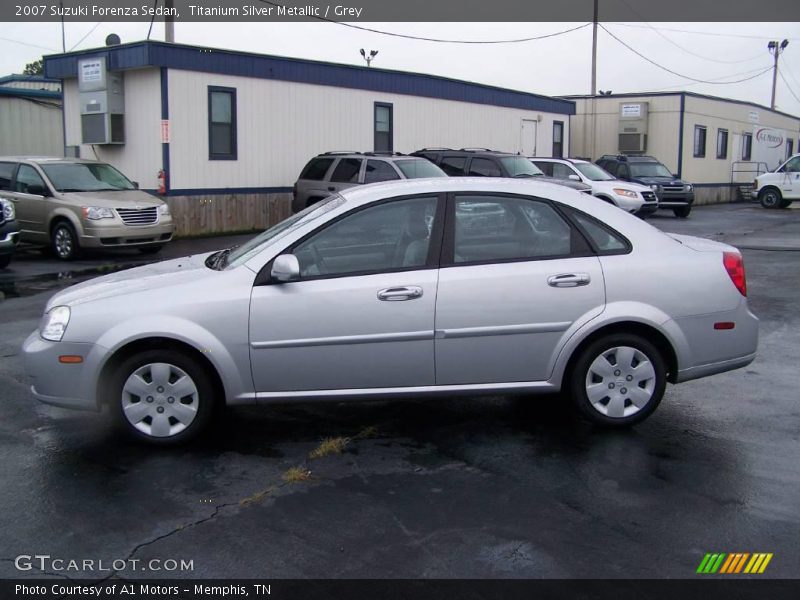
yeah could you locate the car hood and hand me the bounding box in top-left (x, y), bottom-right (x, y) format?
top-left (540, 177), bottom-right (592, 191)
top-left (592, 180), bottom-right (652, 193)
top-left (46, 253), bottom-right (213, 309)
top-left (632, 176), bottom-right (686, 185)
top-left (59, 189), bottom-right (164, 208)
top-left (666, 233), bottom-right (737, 253)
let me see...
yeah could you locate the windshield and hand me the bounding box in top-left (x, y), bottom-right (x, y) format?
top-left (629, 162), bottom-right (673, 178)
top-left (41, 163), bottom-right (136, 192)
top-left (223, 195), bottom-right (345, 269)
top-left (395, 159), bottom-right (445, 179)
top-left (499, 157), bottom-right (543, 177)
top-left (575, 162), bottom-right (615, 181)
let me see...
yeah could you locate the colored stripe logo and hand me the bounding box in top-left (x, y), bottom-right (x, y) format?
top-left (697, 552), bottom-right (773, 574)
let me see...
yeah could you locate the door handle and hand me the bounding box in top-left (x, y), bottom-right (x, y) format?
top-left (327, 186), bottom-right (335, 191)
top-left (377, 286), bottom-right (423, 301)
top-left (547, 273), bottom-right (590, 287)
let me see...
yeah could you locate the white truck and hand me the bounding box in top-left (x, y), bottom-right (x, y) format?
top-left (753, 153), bottom-right (800, 209)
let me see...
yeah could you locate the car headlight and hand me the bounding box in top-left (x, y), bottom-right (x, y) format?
top-left (1, 199), bottom-right (14, 221)
top-left (612, 188), bottom-right (639, 198)
top-left (159, 203), bottom-right (170, 216)
top-left (81, 206), bottom-right (115, 220)
top-left (686, 184), bottom-right (693, 191)
top-left (40, 306), bottom-right (71, 342)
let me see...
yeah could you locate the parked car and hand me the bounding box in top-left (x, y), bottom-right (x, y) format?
top-left (0, 197), bottom-right (20, 269)
top-left (753, 153), bottom-right (799, 209)
top-left (531, 157), bottom-right (658, 217)
top-left (23, 178), bottom-right (758, 444)
top-left (292, 151), bottom-right (446, 213)
top-left (411, 148), bottom-right (594, 194)
top-left (595, 154), bottom-right (695, 218)
top-left (0, 157), bottom-right (174, 260)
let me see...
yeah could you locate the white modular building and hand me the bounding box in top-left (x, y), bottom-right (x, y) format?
top-left (568, 92), bottom-right (800, 205)
top-left (0, 75), bottom-right (63, 157)
top-left (44, 41), bottom-right (575, 236)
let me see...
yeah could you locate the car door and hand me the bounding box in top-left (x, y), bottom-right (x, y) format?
top-left (779, 155), bottom-right (800, 197)
top-left (435, 193), bottom-right (605, 384)
top-left (327, 158), bottom-right (364, 194)
top-left (6, 163), bottom-right (50, 241)
top-left (249, 194), bottom-right (444, 393)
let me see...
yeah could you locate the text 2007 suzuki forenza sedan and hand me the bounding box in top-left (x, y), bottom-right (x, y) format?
top-left (23, 178), bottom-right (758, 444)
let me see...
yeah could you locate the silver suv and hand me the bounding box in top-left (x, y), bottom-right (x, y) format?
top-left (0, 157), bottom-right (173, 260)
top-left (292, 152), bottom-right (446, 213)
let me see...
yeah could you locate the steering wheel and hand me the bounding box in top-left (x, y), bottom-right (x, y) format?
top-left (310, 245), bottom-right (329, 274)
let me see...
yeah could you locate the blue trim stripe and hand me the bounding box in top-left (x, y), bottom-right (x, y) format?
top-left (677, 93), bottom-right (685, 178)
top-left (0, 87), bottom-right (61, 99)
top-left (167, 186), bottom-right (293, 197)
top-left (44, 41), bottom-right (575, 115)
top-left (160, 67), bottom-right (170, 194)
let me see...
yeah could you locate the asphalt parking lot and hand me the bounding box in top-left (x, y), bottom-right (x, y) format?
top-left (0, 203), bottom-right (798, 579)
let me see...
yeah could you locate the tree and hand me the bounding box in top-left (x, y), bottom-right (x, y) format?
top-left (23, 59), bottom-right (43, 76)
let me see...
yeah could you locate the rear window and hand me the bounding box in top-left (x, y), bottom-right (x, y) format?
top-left (0, 162), bottom-right (15, 191)
top-left (570, 210), bottom-right (629, 253)
top-left (299, 158), bottom-right (334, 181)
top-left (395, 159), bottom-right (445, 179)
top-left (330, 158), bottom-right (362, 183)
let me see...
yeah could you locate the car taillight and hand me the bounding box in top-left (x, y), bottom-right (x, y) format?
top-left (723, 251), bottom-right (746, 296)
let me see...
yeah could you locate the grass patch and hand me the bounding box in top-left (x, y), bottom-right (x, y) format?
top-left (282, 466), bottom-right (312, 483)
top-left (354, 425), bottom-right (379, 440)
top-left (239, 486), bottom-right (275, 507)
top-left (309, 436), bottom-right (350, 460)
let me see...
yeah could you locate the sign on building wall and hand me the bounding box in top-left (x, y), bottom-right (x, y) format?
top-left (620, 104), bottom-right (642, 118)
top-left (161, 120), bottom-right (170, 144)
top-left (748, 110), bottom-right (759, 123)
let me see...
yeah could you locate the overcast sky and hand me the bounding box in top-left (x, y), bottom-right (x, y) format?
top-left (2, 21), bottom-right (800, 116)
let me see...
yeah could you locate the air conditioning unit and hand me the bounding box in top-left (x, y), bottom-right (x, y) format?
top-left (617, 102), bottom-right (648, 154)
top-left (78, 57), bottom-right (125, 144)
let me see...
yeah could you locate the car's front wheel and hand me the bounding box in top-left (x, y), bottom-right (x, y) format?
top-left (110, 349), bottom-right (216, 444)
top-left (570, 334), bottom-right (667, 427)
top-left (51, 221), bottom-right (80, 260)
top-left (759, 188), bottom-right (782, 209)
top-left (673, 206), bottom-right (692, 218)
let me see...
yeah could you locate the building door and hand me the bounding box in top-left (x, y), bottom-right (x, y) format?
top-left (521, 119), bottom-right (538, 156)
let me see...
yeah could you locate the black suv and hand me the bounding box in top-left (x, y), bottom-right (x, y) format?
top-left (411, 148), bottom-right (592, 193)
top-left (595, 154), bottom-right (694, 218)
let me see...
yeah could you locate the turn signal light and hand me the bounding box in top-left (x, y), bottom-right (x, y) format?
top-left (723, 251), bottom-right (747, 296)
top-left (714, 322), bottom-right (735, 330)
top-left (58, 355), bottom-right (83, 364)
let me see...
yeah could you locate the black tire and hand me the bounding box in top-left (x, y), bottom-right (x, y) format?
top-left (138, 245), bottom-right (164, 255)
top-left (109, 349), bottom-right (217, 445)
top-left (0, 254), bottom-right (11, 269)
top-left (673, 206), bottom-right (692, 218)
top-left (51, 220), bottom-right (80, 260)
top-left (779, 198), bottom-right (792, 209)
top-left (569, 333), bottom-right (667, 427)
top-left (759, 188), bottom-right (782, 209)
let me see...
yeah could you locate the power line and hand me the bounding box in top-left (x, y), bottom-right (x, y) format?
top-left (778, 70), bottom-right (800, 104)
top-left (599, 24), bottom-right (774, 85)
top-left (69, 20), bottom-right (104, 51)
top-left (147, 0), bottom-right (159, 40)
top-left (0, 36), bottom-right (58, 52)
top-left (256, 1), bottom-right (590, 44)
top-left (643, 65), bottom-right (780, 92)
top-left (608, 22), bottom-right (800, 42)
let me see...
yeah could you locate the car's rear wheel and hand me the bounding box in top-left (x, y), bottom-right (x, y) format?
top-left (570, 334), bottom-right (666, 427)
top-left (759, 188), bottom-right (782, 209)
top-left (110, 349), bottom-right (215, 444)
top-left (51, 221), bottom-right (80, 260)
top-left (673, 206), bottom-right (692, 218)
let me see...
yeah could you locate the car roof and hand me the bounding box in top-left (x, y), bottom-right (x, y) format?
top-left (313, 152), bottom-right (424, 160)
top-left (0, 156), bottom-right (104, 165)
top-left (530, 157), bottom-right (592, 165)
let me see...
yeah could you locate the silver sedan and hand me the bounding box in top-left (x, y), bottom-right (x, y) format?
top-left (23, 178), bottom-right (758, 444)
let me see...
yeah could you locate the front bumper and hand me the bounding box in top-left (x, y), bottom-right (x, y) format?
top-left (657, 191), bottom-right (695, 208)
top-left (22, 331), bottom-right (102, 411)
top-left (0, 220), bottom-right (20, 255)
top-left (80, 220), bottom-right (174, 248)
top-left (635, 202), bottom-right (659, 217)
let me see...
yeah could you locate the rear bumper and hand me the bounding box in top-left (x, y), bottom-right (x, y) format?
top-left (675, 352), bottom-right (757, 383)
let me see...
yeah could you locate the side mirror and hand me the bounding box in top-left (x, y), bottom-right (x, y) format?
top-left (132, 181), bottom-right (140, 189)
top-left (26, 184), bottom-right (47, 196)
top-left (568, 174), bottom-right (581, 181)
top-left (271, 254), bottom-right (300, 282)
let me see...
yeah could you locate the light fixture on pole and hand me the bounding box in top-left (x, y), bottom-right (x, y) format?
top-left (767, 39), bottom-right (789, 110)
top-left (360, 48), bottom-right (379, 67)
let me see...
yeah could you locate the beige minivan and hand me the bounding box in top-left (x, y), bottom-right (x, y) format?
top-left (0, 157), bottom-right (173, 260)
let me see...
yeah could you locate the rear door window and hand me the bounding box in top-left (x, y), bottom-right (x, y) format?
top-left (0, 162), bottom-right (15, 191)
top-left (299, 158), bottom-right (334, 180)
top-left (364, 160), bottom-right (400, 184)
top-left (330, 158), bottom-right (363, 183)
top-left (439, 156), bottom-right (466, 176)
top-left (468, 158), bottom-right (502, 177)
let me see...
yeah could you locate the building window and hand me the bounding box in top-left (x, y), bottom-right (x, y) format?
top-left (693, 125), bottom-right (707, 158)
top-left (742, 132), bottom-right (753, 161)
top-left (553, 121), bottom-right (564, 158)
top-left (716, 129), bottom-right (728, 159)
top-left (787, 139), bottom-right (794, 160)
top-left (374, 103), bottom-right (393, 152)
top-left (208, 86), bottom-right (237, 160)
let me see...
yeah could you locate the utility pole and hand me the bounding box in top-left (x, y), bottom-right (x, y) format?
top-left (768, 39), bottom-right (788, 110)
top-left (165, 0), bottom-right (175, 43)
top-left (590, 0), bottom-right (598, 95)
top-left (59, 0), bottom-right (65, 52)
